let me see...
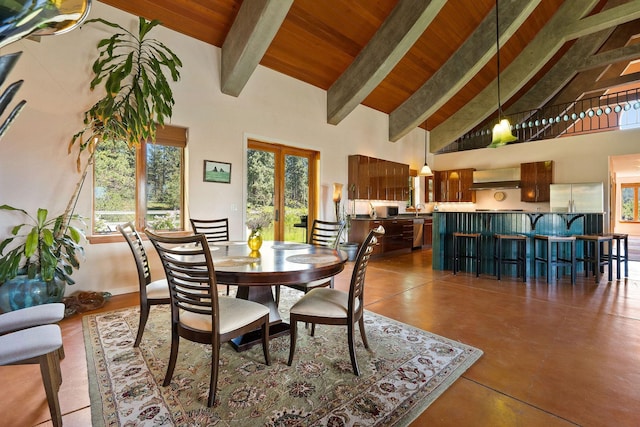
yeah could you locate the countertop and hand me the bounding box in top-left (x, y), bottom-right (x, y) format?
top-left (351, 214), bottom-right (433, 220)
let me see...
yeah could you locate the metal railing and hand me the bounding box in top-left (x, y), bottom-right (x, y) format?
top-left (441, 88), bottom-right (640, 153)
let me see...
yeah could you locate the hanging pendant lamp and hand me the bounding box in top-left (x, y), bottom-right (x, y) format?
top-left (419, 120), bottom-right (432, 176)
top-left (488, 0), bottom-right (517, 148)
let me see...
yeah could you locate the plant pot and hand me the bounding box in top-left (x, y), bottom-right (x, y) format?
top-left (340, 242), bottom-right (359, 262)
top-left (0, 275), bottom-right (65, 312)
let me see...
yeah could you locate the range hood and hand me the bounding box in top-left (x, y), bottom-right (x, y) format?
top-left (470, 167), bottom-right (521, 190)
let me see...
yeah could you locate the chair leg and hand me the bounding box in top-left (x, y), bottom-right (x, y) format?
top-left (134, 302), bottom-right (150, 347)
top-left (358, 316), bottom-right (369, 349)
top-left (40, 350), bottom-right (63, 427)
top-left (226, 285), bottom-right (230, 295)
top-left (208, 343), bottom-right (220, 407)
top-left (163, 329), bottom-right (180, 387)
top-left (287, 319), bottom-right (298, 366)
top-left (347, 322), bottom-right (360, 376)
top-left (261, 316), bottom-right (271, 366)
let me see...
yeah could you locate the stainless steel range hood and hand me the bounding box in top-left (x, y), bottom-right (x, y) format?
top-left (470, 167), bottom-right (521, 190)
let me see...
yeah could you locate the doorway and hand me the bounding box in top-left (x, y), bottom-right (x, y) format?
top-left (247, 139), bottom-right (319, 242)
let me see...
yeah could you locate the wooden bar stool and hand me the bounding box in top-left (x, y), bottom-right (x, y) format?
top-left (453, 232), bottom-right (481, 277)
top-left (609, 233), bottom-right (629, 279)
top-left (533, 235), bottom-right (576, 284)
top-left (494, 234), bottom-right (527, 282)
top-left (576, 234), bottom-right (613, 283)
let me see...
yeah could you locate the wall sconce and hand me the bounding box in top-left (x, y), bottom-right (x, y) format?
top-left (332, 182), bottom-right (343, 221)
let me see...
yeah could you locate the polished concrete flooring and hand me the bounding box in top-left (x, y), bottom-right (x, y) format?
top-left (2, 248), bottom-right (639, 426)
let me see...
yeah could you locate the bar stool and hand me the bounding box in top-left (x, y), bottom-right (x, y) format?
top-left (533, 235), bottom-right (576, 284)
top-left (576, 234), bottom-right (612, 283)
top-left (453, 232), bottom-right (481, 277)
top-left (493, 234), bottom-right (527, 282)
top-left (609, 233), bottom-right (629, 279)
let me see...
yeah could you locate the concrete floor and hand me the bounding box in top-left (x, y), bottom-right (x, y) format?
top-left (1, 248), bottom-right (639, 426)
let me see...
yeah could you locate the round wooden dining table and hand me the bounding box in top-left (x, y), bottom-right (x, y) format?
top-left (208, 240), bottom-right (348, 350)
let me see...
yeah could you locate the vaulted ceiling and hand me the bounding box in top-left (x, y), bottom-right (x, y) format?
top-left (99, 0), bottom-right (640, 152)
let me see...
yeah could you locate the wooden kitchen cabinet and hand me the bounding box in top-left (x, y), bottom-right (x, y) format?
top-left (423, 218), bottom-right (433, 248)
top-left (520, 161), bottom-right (553, 202)
top-left (349, 218), bottom-right (412, 256)
top-left (433, 168), bottom-right (476, 202)
top-left (348, 155), bottom-right (409, 201)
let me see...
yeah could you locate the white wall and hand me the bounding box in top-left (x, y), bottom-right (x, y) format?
top-left (0, 2), bottom-right (421, 295)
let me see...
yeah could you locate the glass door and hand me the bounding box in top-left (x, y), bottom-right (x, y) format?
top-left (247, 140), bottom-right (318, 242)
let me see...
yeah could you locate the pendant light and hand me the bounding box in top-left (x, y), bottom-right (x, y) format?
top-left (488, 0), bottom-right (517, 148)
top-left (419, 120), bottom-right (432, 176)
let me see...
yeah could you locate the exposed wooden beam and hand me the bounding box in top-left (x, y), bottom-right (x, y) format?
top-left (221, 0), bottom-right (293, 97)
top-left (388, 0), bottom-right (540, 142)
top-left (429, 0), bottom-right (640, 151)
top-left (565, 0), bottom-right (640, 39)
top-left (586, 71), bottom-right (640, 93)
top-left (578, 43), bottom-right (640, 72)
top-left (504, 29), bottom-right (614, 115)
top-left (326, 0), bottom-right (446, 126)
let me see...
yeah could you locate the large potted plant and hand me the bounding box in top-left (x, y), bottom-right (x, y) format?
top-left (0, 17), bottom-right (181, 311)
top-left (0, 206), bottom-right (84, 312)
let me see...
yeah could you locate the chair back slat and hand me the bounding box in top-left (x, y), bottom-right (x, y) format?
top-left (190, 218), bottom-right (229, 243)
top-left (349, 226), bottom-right (384, 311)
top-left (117, 222), bottom-right (152, 288)
top-left (309, 219), bottom-right (345, 249)
top-left (146, 231), bottom-right (220, 331)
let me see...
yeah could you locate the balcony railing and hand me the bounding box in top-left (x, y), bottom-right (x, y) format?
top-left (440, 88), bottom-right (640, 153)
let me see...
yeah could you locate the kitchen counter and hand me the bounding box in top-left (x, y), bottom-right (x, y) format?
top-left (432, 211), bottom-right (605, 275)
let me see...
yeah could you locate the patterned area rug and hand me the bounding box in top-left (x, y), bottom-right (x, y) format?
top-left (83, 289), bottom-right (482, 426)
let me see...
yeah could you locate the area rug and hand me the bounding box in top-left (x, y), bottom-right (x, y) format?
top-left (83, 289), bottom-right (482, 426)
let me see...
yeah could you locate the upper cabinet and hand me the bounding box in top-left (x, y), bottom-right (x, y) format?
top-left (348, 155), bottom-right (409, 201)
top-left (520, 161), bottom-right (553, 202)
top-left (434, 168), bottom-right (475, 202)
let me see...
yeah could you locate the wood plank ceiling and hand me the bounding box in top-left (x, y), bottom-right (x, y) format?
top-left (99, 0), bottom-right (640, 152)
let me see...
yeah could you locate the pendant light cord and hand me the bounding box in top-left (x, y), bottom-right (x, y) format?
top-left (495, 0), bottom-right (502, 121)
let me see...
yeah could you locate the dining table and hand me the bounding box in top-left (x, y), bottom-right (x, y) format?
top-left (207, 240), bottom-right (348, 351)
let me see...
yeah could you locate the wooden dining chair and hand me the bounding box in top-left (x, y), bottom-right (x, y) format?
top-left (0, 324), bottom-right (64, 427)
top-left (287, 225), bottom-right (384, 376)
top-left (190, 217), bottom-right (233, 295)
top-left (117, 222), bottom-right (170, 347)
top-left (145, 230), bottom-right (271, 407)
top-left (275, 219), bottom-right (345, 305)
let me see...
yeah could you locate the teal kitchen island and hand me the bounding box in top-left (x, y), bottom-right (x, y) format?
top-left (432, 210), bottom-right (605, 277)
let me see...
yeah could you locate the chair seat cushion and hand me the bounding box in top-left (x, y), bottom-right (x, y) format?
top-left (0, 324), bottom-right (62, 365)
top-left (0, 303), bottom-right (65, 335)
top-left (146, 279), bottom-right (169, 299)
top-left (290, 288), bottom-right (359, 319)
top-left (180, 296), bottom-right (270, 335)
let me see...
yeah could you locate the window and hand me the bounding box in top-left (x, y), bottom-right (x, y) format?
top-left (93, 125), bottom-right (187, 237)
top-left (621, 183), bottom-right (640, 222)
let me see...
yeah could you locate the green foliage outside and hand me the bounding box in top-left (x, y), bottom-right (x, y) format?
top-left (246, 149), bottom-right (309, 242)
top-left (621, 187), bottom-right (635, 221)
top-left (94, 140), bottom-right (182, 232)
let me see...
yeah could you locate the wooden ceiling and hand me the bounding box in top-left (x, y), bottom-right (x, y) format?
top-left (99, 0), bottom-right (640, 152)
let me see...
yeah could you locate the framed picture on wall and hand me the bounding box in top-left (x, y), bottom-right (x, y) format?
top-left (203, 160), bottom-right (231, 183)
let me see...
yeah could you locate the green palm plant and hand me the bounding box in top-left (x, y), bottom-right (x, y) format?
top-left (62, 17), bottom-right (182, 233)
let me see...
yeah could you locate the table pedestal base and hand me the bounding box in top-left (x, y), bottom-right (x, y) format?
top-left (231, 284), bottom-right (290, 351)
top-left (230, 321), bottom-right (290, 352)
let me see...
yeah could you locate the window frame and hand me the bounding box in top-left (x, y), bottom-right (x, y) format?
top-left (89, 125), bottom-right (188, 243)
top-left (620, 183), bottom-right (640, 223)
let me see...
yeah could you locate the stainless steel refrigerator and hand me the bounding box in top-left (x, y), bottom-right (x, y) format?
top-left (550, 183), bottom-right (604, 213)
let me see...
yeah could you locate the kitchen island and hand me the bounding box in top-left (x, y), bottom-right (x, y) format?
top-left (432, 210), bottom-right (605, 276)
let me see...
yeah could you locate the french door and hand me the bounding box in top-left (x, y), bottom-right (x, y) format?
top-left (247, 139), bottom-right (318, 242)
